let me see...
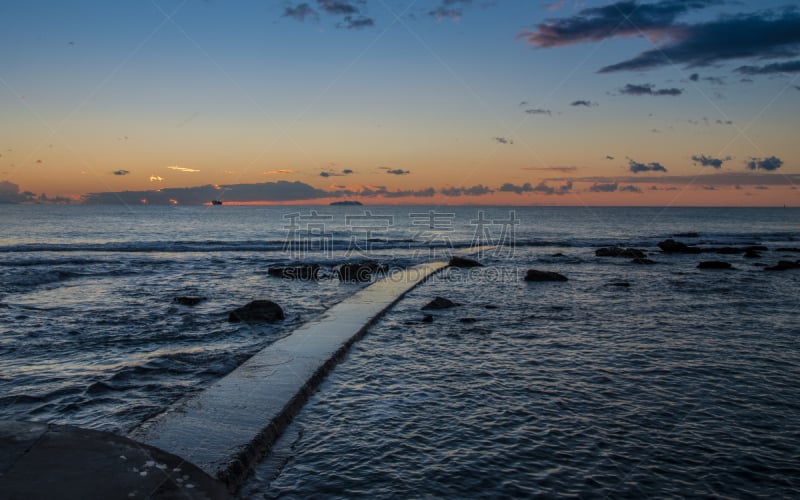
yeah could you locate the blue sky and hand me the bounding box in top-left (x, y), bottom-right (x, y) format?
top-left (1, 0), bottom-right (798, 205)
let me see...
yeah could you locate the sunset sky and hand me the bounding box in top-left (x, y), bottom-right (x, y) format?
top-left (1, 0), bottom-right (799, 205)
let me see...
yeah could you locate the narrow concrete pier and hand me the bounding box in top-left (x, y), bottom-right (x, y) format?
top-left (130, 262), bottom-right (448, 490)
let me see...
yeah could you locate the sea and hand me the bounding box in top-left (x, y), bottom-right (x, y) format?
top-left (1, 204), bottom-right (799, 498)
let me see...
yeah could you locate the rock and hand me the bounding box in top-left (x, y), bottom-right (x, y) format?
top-left (743, 250), bottom-right (761, 259)
top-left (484, 304), bottom-right (498, 309)
top-left (697, 261), bottom-right (733, 269)
top-left (267, 264), bottom-right (319, 280)
top-left (422, 296), bottom-right (459, 310)
top-left (552, 252), bottom-right (565, 257)
top-left (595, 247), bottom-right (645, 259)
top-left (673, 232), bottom-right (700, 238)
top-left (658, 239), bottom-right (702, 254)
top-left (336, 261), bottom-right (385, 282)
top-left (421, 314), bottom-right (434, 323)
top-left (448, 256), bottom-right (483, 268)
top-left (228, 300), bottom-right (285, 323)
top-left (632, 258), bottom-right (657, 265)
top-left (524, 269), bottom-right (568, 282)
top-left (606, 282), bottom-right (631, 287)
top-left (173, 296), bottom-right (206, 306)
top-left (764, 260), bottom-right (800, 271)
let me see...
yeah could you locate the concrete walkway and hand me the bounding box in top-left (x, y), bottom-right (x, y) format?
top-left (129, 261), bottom-right (448, 491)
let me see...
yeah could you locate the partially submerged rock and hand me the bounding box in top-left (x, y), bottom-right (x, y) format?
top-left (764, 260), bottom-right (800, 271)
top-left (697, 261), bottom-right (733, 270)
top-left (524, 269), bottom-right (568, 282)
top-left (658, 239), bottom-right (702, 254)
top-left (422, 296), bottom-right (459, 310)
top-left (173, 296), bottom-right (206, 306)
top-left (448, 256), bottom-right (483, 268)
top-left (228, 300), bottom-right (285, 323)
top-left (595, 247), bottom-right (645, 259)
top-left (267, 264), bottom-right (319, 280)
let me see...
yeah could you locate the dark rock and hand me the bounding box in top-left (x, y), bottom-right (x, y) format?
top-left (421, 314), bottom-right (434, 323)
top-left (524, 269), bottom-right (568, 282)
top-left (776, 248), bottom-right (800, 253)
top-left (459, 317), bottom-right (478, 323)
top-left (448, 256), bottom-right (483, 268)
top-left (697, 261), bottom-right (733, 269)
top-left (267, 264), bottom-right (319, 280)
top-left (658, 239), bottom-right (702, 254)
top-left (632, 258), bottom-right (657, 265)
top-left (337, 261), bottom-right (386, 282)
top-left (422, 296), bottom-right (459, 310)
top-left (606, 282), bottom-right (631, 287)
top-left (673, 232), bottom-right (700, 238)
top-left (595, 247), bottom-right (645, 259)
top-left (552, 252), bottom-right (565, 257)
top-left (743, 250), bottom-right (761, 259)
top-left (765, 260), bottom-right (800, 271)
top-left (228, 300), bottom-right (285, 323)
top-left (484, 304), bottom-right (498, 309)
top-left (173, 296), bottom-right (206, 306)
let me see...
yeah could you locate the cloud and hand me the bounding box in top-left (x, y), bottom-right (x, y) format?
top-left (167, 166), bottom-right (200, 173)
top-left (319, 168), bottom-right (353, 177)
top-left (440, 184), bottom-right (494, 197)
top-left (339, 15), bottom-right (374, 29)
top-left (531, 180), bottom-right (573, 195)
top-left (112, 170), bottom-right (130, 176)
top-left (598, 10), bottom-right (800, 73)
top-left (262, 169), bottom-right (294, 175)
top-left (620, 184), bottom-right (642, 193)
top-left (629, 159), bottom-right (668, 173)
top-left (519, 0), bottom-right (721, 48)
top-left (736, 60), bottom-right (800, 75)
top-left (523, 166), bottom-right (579, 173)
top-left (689, 73), bottom-right (700, 81)
top-left (619, 83), bottom-right (683, 96)
top-left (342, 168), bottom-right (354, 174)
top-left (691, 154), bottom-right (730, 168)
top-left (385, 168), bottom-right (410, 175)
top-left (283, 3), bottom-right (319, 22)
top-left (429, 0), bottom-right (472, 21)
top-left (589, 182), bottom-right (618, 193)
top-left (746, 156), bottom-right (783, 171)
top-left (570, 172), bottom-right (800, 187)
top-left (318, 0), bottom-right (358, 15)
top-left (149, 175), bottom-right (164, 182)
top-left (493, 136), bottom-right (514, 145)
top-left (498, 182), bottom-right (534, 194)
top-left (525, 108), bottom-right (552, 115)
top-left (702, 185), bottom-right (717, 190)
top-left (570, 100), bottom-right (597, 107)
top-left (0, 180), bottom-right (36, 204)
top-left (606, 155), bottom-right (615, 160)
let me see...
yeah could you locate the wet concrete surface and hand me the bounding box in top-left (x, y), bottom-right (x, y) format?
top-left (129, 262), bottom-right (448, 491)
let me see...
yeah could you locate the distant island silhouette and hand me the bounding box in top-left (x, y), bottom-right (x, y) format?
top-left (330, 200), bottom-right (363, 206)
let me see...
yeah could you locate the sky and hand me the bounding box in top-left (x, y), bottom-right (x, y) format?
top-left (1, 0), bottom-right (799, 206)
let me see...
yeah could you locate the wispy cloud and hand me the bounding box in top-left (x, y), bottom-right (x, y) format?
top-left (262, 169), bottom-right (295, 175)
top-left (736, 60), bottom-right (800, 75)
top-left (523, 166), bottom-right (579, 173)
top-left (284, 1), bottom-right (374, 29)
top-left (440, 184), bottom-right (494, 196)
top-left (570, 99), bottom-right (597, 107)
top-left (691, 154), bottom-right (731, 168)
top-left (149, 175), bottom-right (164, 182)
top-left (493, 136), bottom-right (514, 145)
top-left (283, 3), bottom-right (319, 22)
top-left (589, 182), bottom-right (618, 193)
top-left (498, 182), bottom-right (534, 194)
top-left (384, 168), bottom-right (410, 175)
top-left (429, 0), bottom-right (472, 21)
top-left (167, 166), bottom-right (200, 173)
top-left (112, 170), bottom-right (130, 176)
top-left (619, 83), bottom-right (683, 96)
top-left (525, 108), bottom-right (552, 115)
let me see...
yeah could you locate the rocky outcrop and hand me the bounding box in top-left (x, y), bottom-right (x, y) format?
top-left (595, 247), bottom-right (645, 258)
top-left (764, 260), bottom-right (800, 271)
top-left (422, 296), bottom-right (459, 310)
top-left (448, 256), bottom-right (483, 268)
top-left (267, 264), bottom-right (319, 280)
top-left (524, 269), bottom-right (568, 282)
top-left (697, 261), bottom-right (733, 270)
top-left (658, 239), bottom-right (702, 254)
top-left (173, 296), bottom-right (206, 306)
top-left (228, 300), bottom-right (285, 323)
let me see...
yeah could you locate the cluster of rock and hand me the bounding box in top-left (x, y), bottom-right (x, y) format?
top-left (265, 260), bottom-right (387, 282)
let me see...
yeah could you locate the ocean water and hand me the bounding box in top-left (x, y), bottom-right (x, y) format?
top-left (1, 205), bottom-right (799, 496)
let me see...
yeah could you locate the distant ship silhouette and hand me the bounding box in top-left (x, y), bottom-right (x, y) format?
top-left (211, 200), bottom-right (223, 206)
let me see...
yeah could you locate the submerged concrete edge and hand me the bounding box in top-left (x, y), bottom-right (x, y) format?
top-left (130, 261), bottom-right (450, 493)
